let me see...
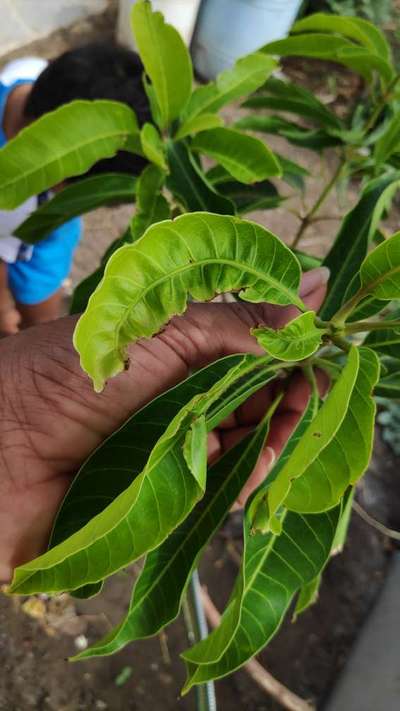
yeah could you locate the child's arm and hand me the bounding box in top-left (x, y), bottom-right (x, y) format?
top-left (0, 259), bottom-right (20, 334)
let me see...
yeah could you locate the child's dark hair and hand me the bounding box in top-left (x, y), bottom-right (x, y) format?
top-left (24, 43), bottom-right (151, 177)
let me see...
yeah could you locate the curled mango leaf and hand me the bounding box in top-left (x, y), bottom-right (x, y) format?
top-left (252, 311), bottom-right (324, 361)
top-left (74, 212), bottom-right (303, 391)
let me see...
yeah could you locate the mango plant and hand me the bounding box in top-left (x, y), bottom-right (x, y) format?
top-left (1, 0), bottom-right (400, 700)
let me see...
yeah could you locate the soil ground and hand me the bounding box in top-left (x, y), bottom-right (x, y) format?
top-left (1, 7), bottom-right (400, 711)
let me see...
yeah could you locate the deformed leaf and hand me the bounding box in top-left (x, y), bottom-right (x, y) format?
top-left (15, 173), bottom-right (136, 244)
top-left (252, 311), bottom-right (324, 361)
top-left (10, 355), bottom-right (270, 596)
top-left (72, 407), bottom-right (275, 659)
top-left (131, 0), bottom-right (192, 128)
top-left (74, 212), bottom-right (303, 391)
top-left (192, 127), bottom-right (281, 184)
top-left (284, 348), bottom-right (380, 513)
top-left (0, 100), bottom-right (139, 209)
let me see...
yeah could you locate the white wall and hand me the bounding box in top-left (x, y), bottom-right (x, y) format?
top-left (0, 0), bottom-right (109, 55)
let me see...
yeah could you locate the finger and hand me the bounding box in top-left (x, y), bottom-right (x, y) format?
top-left (232, 446), bottom-right (275, 510)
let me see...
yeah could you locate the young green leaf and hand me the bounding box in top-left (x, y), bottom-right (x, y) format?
top-left (252, 311), bottom-right (324, 361)
top-left (182, 52), bottom-right (277, 122)
top-left (131, 0), bottom-right (192, 128)
top-left (166, 141), bottom-right (235, 214)
top-left (191, 127), bottom-right (281, 183)
top-left (292, 13), bottom-right (392, 62)
top-left (284, 348), bottom-right (379, 513)
top-left (14, 173), bottom-right (136, 244)
top-left (130, 164), bottom-right (170, 242)
top-left (174, 113), bottom-right (224, 141)
top-left (0, 100), bottom-right (139, 209)
top-left (10, 356), bottom-right (266, 596)
top-left (140, 123), bottom-right (167, 170)
top-left (72, 408), bottom-right (275, 659)
top-left (74, 212), bottom-right (303, 391)
top-left (320, 174), bottom-right (400, 320)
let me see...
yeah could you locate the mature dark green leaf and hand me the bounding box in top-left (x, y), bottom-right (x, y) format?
top-left (243, 77), bottom-right (342, 129)
top-left (0, 101), bottom-right (139, 209)
top-left (73, 410), bottom-right (275, 659)
top-left (216, 180), bottom-right (282, 213)
top-left (15, 173), bottom-right (136, 244)
top-left (375, 358), bottom-right (400, 398)
top-left (69, 229), bottom-right (132, 315)
top-left (131, 0), bottom-right (192, 128)
top-left (166, 141), bottom-right (235, 214)
top-left (276, 154), bottom-right (309, 191)
top-left (130, 164), bottom-right (170, 242)
top-left (320, 174), bottom-right (400, 320)
top-left (235, 115), bottom-right (341, 150)
top-left (11, 355), bottom-right (272, 596)
top-left (253, 311), bottom-right (324, 362)
top-left (74, 212), bottom-right (303, 391)
top-left (364, 311), bottom-right (400, 358)
top-left (375, 114), bottom-right (400, 165)
top-left (192, 127), bottom-right (281, 183)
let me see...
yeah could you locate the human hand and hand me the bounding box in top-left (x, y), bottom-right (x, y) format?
top-left (0, 267), bottom-right (328, 581)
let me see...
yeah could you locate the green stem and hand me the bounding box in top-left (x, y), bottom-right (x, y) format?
top-left (291, 157), bottom-right (345, 249)
top-left (330, 333), bottom-right (351, 353)
top-left (331, 290), bottom-right (366, 326)
top-left (345, 319), bottom-right (400, 335)
top-left (363, 73), bottom-right (400, 135)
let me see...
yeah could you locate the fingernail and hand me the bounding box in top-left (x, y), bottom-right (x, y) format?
top-left (300, 267), bottom-right (330, 295)
top-left (265, 446), bottom-right (276, 471)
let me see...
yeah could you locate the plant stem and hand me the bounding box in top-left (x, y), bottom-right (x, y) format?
top-left (363, 73), bottom-right (400, 135)
top-left (200, 587), bottom-right (315, 711)
top-left (291, 158), bottom-right (344, 249)
top-left (345, 319), bottom-right (400, 335)
top-left (353, 500), bottom-right (400, 541)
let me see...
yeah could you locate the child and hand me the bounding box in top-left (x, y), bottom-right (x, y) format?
top-left (0, 44), bottom-right (150, 335)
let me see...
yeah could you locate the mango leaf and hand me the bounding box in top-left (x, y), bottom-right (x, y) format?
top-left (375, 358), bottom-right (400, 398)
top-left (374, 114), bottom-right (400, 165)
top-left (140, 123), bottom-right (167, 170)
top-left (359, 231), bottom-right (400, 300)
top-left (364, 312), bottom-right (400, 358)
top-left (130, 164), bottom-right (170, 242)
top-left (243, 76), bottom-right (342, 129)
top-left (276, 154), bottom-right (309, 191)
top-left (252, 312), bottom-right (324, 362)
top-left (14, 173), bottom-right (136, 244)
top-left (294, 250), bottom-right (322, 272)
top-left (0, 100), bottom-right (139, 209)
top-left (74, 212), bottom-right (303, 391)
top-left (216, 180), bottom-right (282, 214)
top-left (166, 141), bottom-right (235, 214)
top-left (191, 127), bottom-right (281, 184)
top-left (265, 346), bottom-right (359, 523)
top-left (131, 0), bottom-right (192, 128)
top-left (73, 409), bottom-right (274, 659)
top-left (293, 575), bottom-right (321, 620)
top-left (182, 52), bottom-right (277, 122)
top-left (174, 113), bottom-right (224, 141)
top-left (262, 35), bottom-right (392, 85)
top-left (10, 355), bottom-right (271, 596)
top-left (320, 174), bottom-right (400, 320)
top-left (284, 348), bottom-right (379, 513)
top-left (182, 399), bottom-right (341, 688)
top-left (70, 229), bottom-right (132, 315)
top-left (235, 114), bottom-right (341, 150)
top-left (332, 488), bottom-right (354, 554)
top-left (292, 13), bottom-right (392, 62)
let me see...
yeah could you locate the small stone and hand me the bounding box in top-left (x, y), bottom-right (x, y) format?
top-left (74, 634), bottom-right (88, 650)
